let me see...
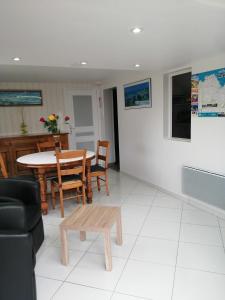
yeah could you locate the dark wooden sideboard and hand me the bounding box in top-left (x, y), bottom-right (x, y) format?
top-left (0, 133), bottom-right (69, 177)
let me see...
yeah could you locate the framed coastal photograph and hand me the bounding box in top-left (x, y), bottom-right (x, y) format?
top-left (124, 78), bottom-right (152, 109)
top-left (0, 90), bottom-right (43, 106)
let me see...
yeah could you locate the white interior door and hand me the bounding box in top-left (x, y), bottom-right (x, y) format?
top-left (65, 89), bottom-right (99, 151)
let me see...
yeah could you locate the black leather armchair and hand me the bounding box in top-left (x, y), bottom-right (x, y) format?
top-left (0, 179), bottom-right (44, 300)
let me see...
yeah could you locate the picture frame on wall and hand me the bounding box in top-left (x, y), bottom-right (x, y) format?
top-left (124, 78), bottom-right (152, 109)
top-left (0, 90), bottom-right (43, 106)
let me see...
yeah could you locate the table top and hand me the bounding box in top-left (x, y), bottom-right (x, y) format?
top-left (60, 205), bottom-right (120, 231)
top-left (17, 150), bottom-right (95, 167)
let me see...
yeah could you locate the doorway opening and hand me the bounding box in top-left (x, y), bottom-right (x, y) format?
top-left (103, 87), bottom-right (120, 171)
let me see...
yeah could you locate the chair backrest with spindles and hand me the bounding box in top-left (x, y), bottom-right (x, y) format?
top-left (55, 150), bottom-right (87, 187)
top-left (96, 140), bottom-right (110, 169)
top-left (37, 140), bottom-right (57, 152)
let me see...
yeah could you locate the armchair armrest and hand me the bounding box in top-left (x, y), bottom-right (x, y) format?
top-left (0, 196), bottom-right (27, 232)
top-left (0, 179), bottom-right (41, 206)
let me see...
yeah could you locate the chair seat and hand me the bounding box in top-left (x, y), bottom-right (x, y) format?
top-left (11, 175), bottom-right (36, 181)
top-left (52, 174), bottom-right (81, 184)
top-left (45, 174), bottom-right (57, 180)
top-left (91, 164), bottom-right (106, 173)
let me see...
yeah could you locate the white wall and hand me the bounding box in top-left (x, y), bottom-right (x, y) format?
top-left (103, 88), bottom-right (115, 163)
top-left (0, 81), bottom-right (95, 136)
top-left (101, 53), bottom-right (225, 196)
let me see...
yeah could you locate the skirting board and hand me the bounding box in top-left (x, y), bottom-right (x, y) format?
top-left (120, 170), bottom-right (225, 220)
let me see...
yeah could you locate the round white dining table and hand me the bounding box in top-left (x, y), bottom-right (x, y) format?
top-left (17, 150), bottom-right (95, 214)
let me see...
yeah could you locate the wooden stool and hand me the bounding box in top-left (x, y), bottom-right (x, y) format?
top-left (60, 205), bottom-right (122, 271)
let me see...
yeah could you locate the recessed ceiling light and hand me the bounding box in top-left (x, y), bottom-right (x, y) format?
top-left (135, 64), bottom-right (141, 68)
top-left (131, 27), bottom-right (143, 34)
top-left (13, 57), bottom-right (21, 61)
top-left (80, 61), bottom-right (87, 65)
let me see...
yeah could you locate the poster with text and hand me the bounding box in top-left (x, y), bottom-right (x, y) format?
top-left (191, 67), bottom-right (225, 117)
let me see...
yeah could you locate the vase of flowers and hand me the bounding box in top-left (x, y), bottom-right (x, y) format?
top-left (39, 114), bottom-right (59, 134)
top-left (39, 114), bottom-right (70, 134)
top-left (39, 114), bottom-right (70, 151)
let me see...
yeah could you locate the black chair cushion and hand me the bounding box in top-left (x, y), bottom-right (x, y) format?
top-left (11, 175), bottom-right (36, 181)
top-left (91, 164), bottom-right (105, 173)
top-left (53, 174), bottom-right (81, 183)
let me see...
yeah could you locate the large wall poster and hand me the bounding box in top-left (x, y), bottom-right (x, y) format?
top-left (191, 67), bottom-right (225, 117)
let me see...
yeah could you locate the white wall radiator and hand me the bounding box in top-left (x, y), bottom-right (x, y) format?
top-left (182, 166), bottom-right (225, 211)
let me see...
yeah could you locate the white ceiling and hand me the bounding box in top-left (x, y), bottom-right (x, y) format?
top-left (0, 65), bottom-right (134, 83)
top-left (0, 0), bottom-right (225, 81)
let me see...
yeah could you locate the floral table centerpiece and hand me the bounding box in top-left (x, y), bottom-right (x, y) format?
top-left (39, 113), bottom-right (70, 151)
top-left (39, 114), bottom-right (70, 134)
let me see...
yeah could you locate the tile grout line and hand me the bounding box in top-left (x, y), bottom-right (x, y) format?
top-left (43, 179), bottom-right (178, 299)
top-left (217, 217), bottom-right (225, 253)
top-left (110, 189), bottom-right (158, 300)
top-left (53, 279), bottom-right (152, 300)
top-left (113, 291), bottom-right (153, 300)
top-left (173, 265), bottom-right (225, 277)
top-left (39, 172), bottom-right (225, 299)
top-left (57, 281), bottom-right (113, 293)
top-left (180, 221), bottom-right (220, 228)
top-left (50, 180), bottom-right (136, 299)
top-left (170, 198), bottom-right (184, 300)
top-left (50, 232), bottom-right (100, 299)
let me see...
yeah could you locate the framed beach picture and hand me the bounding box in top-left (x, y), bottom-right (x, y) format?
top-left (0, 90), bottom-right (43, 106)
top-left (124, 78), bottom-right (152, 109)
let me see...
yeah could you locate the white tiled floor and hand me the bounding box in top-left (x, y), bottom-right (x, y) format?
top-left (36, 170), bottom-right (225, 300)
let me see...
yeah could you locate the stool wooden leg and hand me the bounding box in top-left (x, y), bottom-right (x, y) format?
top-left (51, 182), bottom-right (56, 209)
top-left (60, 226), bottom-right (69, 265)
top-left (116, 212), bottom-right (123, 245)
top-left (104, 230), bottom-right (112, 271)
top-left (105, 172), bottom-right (109, 196)
top-left (80, 231), bottom-right (86, 241)
top-left (76, 188), bottom-right (81, 203)
top-left (97, 176), bottom-right (101, 191)
top-left (59, 188), bottom-right (64, 218)
top-left (82, 185), bottom-right (86, 205)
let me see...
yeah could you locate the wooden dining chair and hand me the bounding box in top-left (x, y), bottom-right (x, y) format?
top-left (37, 140), bottom-right (57, 152)
top-left (51, 149), bottom-right (87, 218)
top-left (0, 153), bottom-right (8, 178)
top-left (37, 137), bottom-right (68, 152)
top-left (37, 140), bottom-right (58, 196)
top-left (91, 140), bottom-right (110, 196)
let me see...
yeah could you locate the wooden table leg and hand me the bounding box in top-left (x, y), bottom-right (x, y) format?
top-left (116, 210), bottom-right (123, 246)
top-left (104, 230), bottom-right (112, 271)
top-left (60, 226), bottom-right (69, 265)
top-left (37, 168), bottom-right (48, 215)
top-left (86, 160), bottom-right (93, 204)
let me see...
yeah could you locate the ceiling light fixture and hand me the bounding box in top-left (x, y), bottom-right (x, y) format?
top-left (131, 27), bottom-right (143, 34)
top-left (80, 61), bottom-right (87, 65)
top-left (135, 64), bottom-right (141, 68)
top-left (13, 57), bottom-right (21, 61)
